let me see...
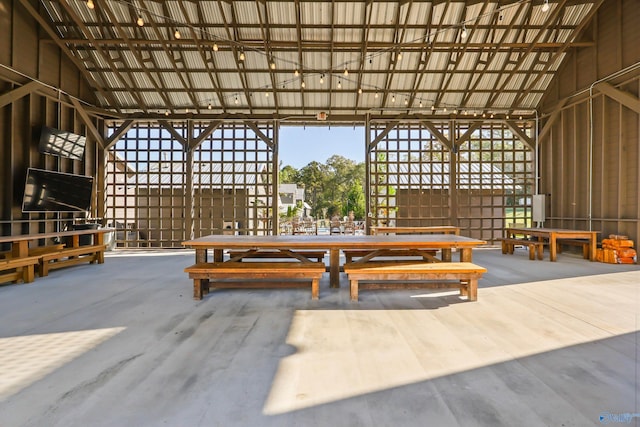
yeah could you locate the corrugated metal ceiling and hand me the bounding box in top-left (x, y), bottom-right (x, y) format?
top-left (33, 0), bottom-right (601, 121)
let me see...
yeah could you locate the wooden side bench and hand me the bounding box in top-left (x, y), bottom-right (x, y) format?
top-left (343, 249), bottom-right (438, 263)
top-left (557, 239), bottom-right (590, 259)
top-left (184, 261), bottom-right (326, 300)
top-left (228, 249), bottom-right (326, 263)
top-left (39, 244), bottom-right (107, 277)
top-left (343, 261), bottom-right (486, 302)
top-left (0, 256), bottom-right (40, 284)
top-left (499, 237), bottom-right (546, 260)
top-left (0, 244), bottom-right (65, 260)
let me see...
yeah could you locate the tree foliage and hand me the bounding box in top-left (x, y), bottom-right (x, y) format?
top-left (279, 155), bottom-right (366, 220)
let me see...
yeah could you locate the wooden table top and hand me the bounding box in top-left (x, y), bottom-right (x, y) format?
top-left (505, 227), bottom-right (599, 236)
top-left (183, 234), bottom-right (486, 250)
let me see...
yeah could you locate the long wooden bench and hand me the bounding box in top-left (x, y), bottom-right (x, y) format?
top-left (228, 249), bottom-right (326, 262)
top-left (557, 239), bottom-right (590, 259)
top-left (343, 249), bottom-right (438, 263)
top-left (0, 256), bottom-right (40, 284)
top-left (0, 244), bottom-right (66, 260)
top-left (38, 244), bottom-right (107, 277)
top-left (499, 237), bottom-right (546, 260)
top-left (343, 261), bottom-right (486, 302)
top-left (184, 261), bottom-right (326, 300)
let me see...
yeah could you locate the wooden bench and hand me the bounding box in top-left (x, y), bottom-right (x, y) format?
top-left (343, 249), bottom-right (438, 263)
top-left (0, 244), bottom-right (66, 260)
top-left (227, 249), bottom-right (326, 263)
top-left (38, 244), bottom-right (107, 277)
top-left (184, 261), bottom-right (326, 300)
top-left (0, 256), bottom-right (40, 284)
top-left (557, 239), bottom-right (590, 259)
top-left (499, 237), bottom-right (546, 260)
top-left (343, 261), bottom-right (486, 302)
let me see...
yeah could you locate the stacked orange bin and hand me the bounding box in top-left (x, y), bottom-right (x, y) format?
top-left (597, 235), bottom-right (637, 264)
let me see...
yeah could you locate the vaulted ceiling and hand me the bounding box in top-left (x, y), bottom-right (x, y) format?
top-left (22, 0), bottom-right (602, 121)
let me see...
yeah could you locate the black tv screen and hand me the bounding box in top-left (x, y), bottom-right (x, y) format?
top-left (39, 126), bottom-right (86, 161)
top-left (22, 168), bottom-right (94, 212)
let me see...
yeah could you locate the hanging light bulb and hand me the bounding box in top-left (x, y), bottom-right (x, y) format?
top-left (431, 105), bottom-right (435, 111)
top-left (270, 58), bottom-right (276, 69)
top-left (337, 80), bottom-right (342, 89)
top-left (136, 17), bottom-right (144, 27)
top-left (164, 110), bottom-right (169, 116)
top-left (294, 69), bottom-right (299, 77)
top-left (301, 80), bottom-right (306, 88)
top-left (239, 50), bottom-right (245, 61)
top-left (419, 101), bottom-right (423, 108)
top-left (86, 0), bottom-right (95, 9)
top-left (207, 103), bottom-right (212, 110)
top-left (234, 96), bottom-right (239, 105)
top-left (319, 74), bottom-right (324, 84)
top-left (541, 0), bottom-right (550, 12)
top-left (461, 25), bottom-right (468, 40)
top-left (443, 107), bottom-right (447, 112)
top-left (213, 43), bottom-right (218, 52)
top-left (358, 87), bottom-right (362, 94)
top-left (265, 92), bottom-right (269, 97)
top-left (375, 92), bottom-right (379, 99)
top-left (397, 52), bottom-right (403, 61)
top-left (344, 69), bottom-right (349, 76)
top-left (391, 95), bottom-right (396, 103)
top-left (174, 29), bottom-right (181, 39)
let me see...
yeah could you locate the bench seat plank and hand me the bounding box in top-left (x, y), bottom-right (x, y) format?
top-left (185, 261), bottom-right (325, 300)
top-left (39, 244), bottom-right (106, 276)
top-left (343, 249), bottom-right (438, 263)
top-left (227, 249), bottom-right (326, 263)
top-left (343, 261), bottom-right (486, 302)
top-left (0, 256), bottom-right (40, 284)
top-left (498, 237), bottom-right (546, 260)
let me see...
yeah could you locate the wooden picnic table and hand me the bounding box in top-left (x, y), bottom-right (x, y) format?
top-left (370, 226), bottom-right (460, 235)
top-left (505, 227), bottom-right (599, 262)
top-left (182, 234), bottom-right (486, 288)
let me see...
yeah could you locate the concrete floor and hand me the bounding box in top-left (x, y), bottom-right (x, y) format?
top-left (0, 248), bottom-right (638, 427)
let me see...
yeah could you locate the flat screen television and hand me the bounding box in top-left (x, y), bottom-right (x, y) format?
top-left (38, 126), bottom-right (86, 161)
top-left (22, 168), bottom-right (94, 212)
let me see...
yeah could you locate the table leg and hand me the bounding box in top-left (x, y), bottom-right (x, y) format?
top-left (442, 248), bottom-right (452, 262)
top-left (330, 248), bottom-right (340, 288)
top-left (460, 248), bottom-right (472, 262)
top-left (213, 249), bottom-right (223, 262)
top-left (589, 234), bottom-right (597, 261)
top-left (549, 234), bottom-right (557, 261)
top-left (196, 248), bottom-right (207, 263)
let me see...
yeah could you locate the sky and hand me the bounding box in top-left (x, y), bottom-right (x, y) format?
top-left (279, 126), bottom-right (365, 169)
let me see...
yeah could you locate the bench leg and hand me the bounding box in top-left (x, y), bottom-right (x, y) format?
top-left (460, 280), bottom-right (468, 297)
top-left (582, 244), bottom-right (589, 259)
top-left (537, 244), bottom-right (544, 260)
top-left (528, 244), bottom-right (535, 260)
top-left (311, 278), bottom-right (319, 300)
top-left (38, 261), bottom-right (49, 277)
top-left (193, 278), bottom-right (203, 300)
top-left (350, 279), bottom-right (359, 302)
top-left (21, 265), bottom-right (35, 283)
top-left (467, 278), bottom-right (478, 301)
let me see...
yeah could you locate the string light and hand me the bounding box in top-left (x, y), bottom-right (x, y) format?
top-left (265, 92), bottom-right (269, 97)
top-left (234, 96), bottom-right (239, 104)
top-left (239, 51), bottom-right (245, 61)
top-left (301, 80), bottom-right (306, 88)
top-left (213, 43), bottom-right (218, 52)
top-left (207, 103), bottom-right (212, 110)
top-left (391, 95), bottom-right (395, 103)
top-left (270, 58), bottom-right (276, 69)
top-left (461, 25), bottom-right (468, 39)
top-left (404, 98), bottom-right (408, 106)
top-left (358, 88), bottom-right (362, 94)
top-left (343, 69), bottom-right (349, 76)
top-left (397, 52), bottom-right (403, 61)
top-left (319, 74), bottom-right (324, 84)
top-left (86, 0), bottom-right (95, 9)
top-left (164, 110), bottom-right (169, 116)
top-left (294, 70), bottom-right (299, 77)
top-left (174, 29), bottom-right (181, 39)
top-left (337, 80), bottom-right (342, 89)
top-left (375, 92), bottom-right (379, 99)
top-left (136, 17), bottom-right (144, 27)
top-left (541, 0), bottom-right (550, 12)
top-left (419, 101), bottom-right (423, 108)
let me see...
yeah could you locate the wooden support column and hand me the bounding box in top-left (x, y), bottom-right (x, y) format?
top-left (272, 120), bottom-right (279, 235)
top-left (448, 120), bottom-right (458, 227)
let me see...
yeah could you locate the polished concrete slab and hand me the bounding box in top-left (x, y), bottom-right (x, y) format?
top-left (0, 248), bottom-right (638, 427)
